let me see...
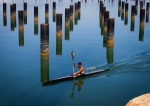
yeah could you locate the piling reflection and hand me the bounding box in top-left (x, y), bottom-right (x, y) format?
top-left (10, 4), bottom-right (16, 31)
top-left (24, 2), bottom-right (27, 24)
top-left (71, 79), bottom-right (84, 98)
top-left (56, 14), bottom-right (62, 56)
top-left (101, 6), bottom-right (106, 35)
top-left (99, 1), bottom-right (103, 28)
top-left (103, 11), bottom-right (109, 47)
top-left (18, 10), bottom-right (24, 46)
top-left (40, 23), bottom-right (49, 82)
top-left (53, 2), bottom-right (56, 22)
top-left (130, 5), bottom-right (135, 31)
top-left (3, 3), bottom-right (7, 26)
top-left (34, 6), bottom-right (38, 35)
top-left (106, 18), bottom-right (114, 64)
top-left (139, 8), bottom-right (145, 41)
top-left (65, 8), bottom-right (70, 40)
top-left (45, 4), bottom-right (49, 24)
top-left (70, 5), bottom-right (74, 31)
top-left (118, 0), bottom-right (121, 17)
top-left (135, 0), bottom-right (138, 15)
top-left (124, 3), bottom-right (128, 25)
top-left (74, 3), bottom-right (78, 25)
top-left (146, 2), bottom-right (149, 23)
top-left (78, 1), bottom-right (81, 20)
top-left (121, 1), bottom-right (124, 21)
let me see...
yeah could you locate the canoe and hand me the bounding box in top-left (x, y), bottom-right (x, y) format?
top-left (43, 69), bottom-right (110, 86)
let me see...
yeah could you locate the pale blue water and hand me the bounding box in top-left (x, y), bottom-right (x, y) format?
top-left (0, 0), bottom-right (150, 106)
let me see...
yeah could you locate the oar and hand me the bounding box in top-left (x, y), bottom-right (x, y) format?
top-left (71, 51), bottom-right (75, 78)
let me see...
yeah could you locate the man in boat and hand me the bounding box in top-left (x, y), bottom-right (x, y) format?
top-left (73, 62), bottom-right (84, 77)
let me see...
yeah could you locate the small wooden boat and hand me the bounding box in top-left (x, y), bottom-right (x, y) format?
top-left (43, 69), bottom-right (110, 86)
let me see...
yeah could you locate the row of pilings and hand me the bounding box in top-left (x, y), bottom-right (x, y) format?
top-left (118, 0), bottom-right (149, 41)
top-left (99, 0), bottom-right (115, 64)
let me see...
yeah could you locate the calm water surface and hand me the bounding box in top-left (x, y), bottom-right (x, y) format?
top-left (0, 0), bottom-right (150, 106)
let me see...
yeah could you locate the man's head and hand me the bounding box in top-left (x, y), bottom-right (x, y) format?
top-left (78, 62), bottom-right (82, 68)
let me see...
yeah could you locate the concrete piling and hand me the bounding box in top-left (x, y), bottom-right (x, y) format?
top-left (74, 3), bottom-right (78, 25)
top-left (139, 8), bottom-right (145, 41)
top-left (45, 4), bottom-right (49, 24)
top-left (146, 2), bottom-right (149, 23)
top-left (34, 6), bottom-right (38, 35)
top-left (125, 3), bottom-right (128, 25)
top-left (101, 6), bottom-right (106, 35)
top-left (70, 5), bottom-right (74, 31)
top-left (65, 8), bottom-right (70, 40)
top-left (140, 1), bottom-right (143, 8)
top-left (121, 1), bottom-right (125, 20)
top-left (56, 14), bottom-right (62, 55)
top-left (53, 2), bottom-right (56, 22)
top-left (40, 23), bottom-right (49, 83)
top-left (10, 4), bottom-right (15, 31)
top-left (130, 5), bottom-right (135, 31)
top-left (107, 18), bottom-right (115, 64)
top-left (18, 10), bottom-right (24, 46)
top-left (13, 3), bottom-right (16, 28)
top-left (118, 0), bottom-right (121, 17)
top-left (78, 1), bottom-right (81, 20)
top-left (3, 3), bottom-right (7, 26)
top-left (24, 2), bottom-right (27, 24)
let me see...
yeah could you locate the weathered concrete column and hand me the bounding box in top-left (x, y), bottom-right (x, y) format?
top-left (3, 3), bottom-right (7, 26)
top-left (70, 5), bottom-right (74, 31)
top-left (140, 1), bottom-right (143, 8)
top-left (53, 2), bottom-right (56, 22)
top-left (56, 14), bottom-right (62, 55)
top-left (139, 8), bottom-right (145, 41)
top-left (121, 1), bottom-right (125, 20)
top-left (101, 6), bottom-right (106, 35)
top-left (65, 8), bottom-right (70, 40)
top-left (18, 10), bottom-right (24, 46)
top-left (10, 4), bottom-right (15, 31)
top-left (45, 4), bottom-right (49, 24)
top-left (118, 0), bottom-right (121, 17)
top-left (74, 3), bottom-right (78, 25)
top-left (40, 23), bottom-right (49, 83)
top-left (124, 3), bottom-right (128, 25)
top-left (78, 1), bottom-right (81, 20)
top-left (130, 5), bottom-right (135, 31)
top-left (107, 18), bottom-right (115, 64)
top-left (103, 11), bottom-right (109, 47)
top-left (24, 2), bottom-right (27, 24)
top-left (146, 2), bottom-right (149, 23)
top-left (34, 6), bottom-right (38, 35)
top-left (13, 3), bottom-right (16, 28)
top-left (135, 0), bottom-right (138, 15)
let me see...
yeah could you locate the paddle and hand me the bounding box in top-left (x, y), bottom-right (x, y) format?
top-left (71, 51), bottom-right (75, 78)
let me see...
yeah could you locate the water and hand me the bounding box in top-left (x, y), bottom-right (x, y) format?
top-left (0, 0), bottom-right (150, 106)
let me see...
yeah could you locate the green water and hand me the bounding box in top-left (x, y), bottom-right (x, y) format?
top-left (0, 0), bottom-right (150, 106)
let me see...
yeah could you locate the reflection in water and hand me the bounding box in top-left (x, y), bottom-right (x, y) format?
top-left (24, 2), bottom-right (27, 24)
top-left (71, 79), bottom-right (84, 98)
top-left (74, 3), bottom-right (78, 25)
top-left (135, 0), bottom-right (138, 15)
top-left (45, 4), bottom-right (49, 24)
top-left (101, 6), bottom-right (106, 35)
top-left (34, 6), bottom-right (38, 35)
top-left (3, 3), bottom-right (7, 26)
top-left (70, 5), bottom-right (74, 31)
top-left (139, 9), bottom-right (145, 41)
top-left (18, 10), bottom-right (24, 46)
top-left (40, 24), bottom-right (49, 82)
top-left (56, 14), bottom-right (62, 56)
top-left (65, 8), bottom-right (70, 40)
top-left (130, 5), bottom-right (135, 31)
top-left (52, 2), bottom-right (56, 22)
top-left (106, 18), bottom-right (114, 64)
top-left (10, 4), bottom-right (16, 31)
top-left (118, 0), bottom-right (121, 17)
top-left (146, 2), bottom-right (149, 23)
top-left (124, 3), bottom-right (128, 25)
top-left (121, 1), bottom-right (124, 21)
top-left (78, 1), bottom-right (81, 20)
